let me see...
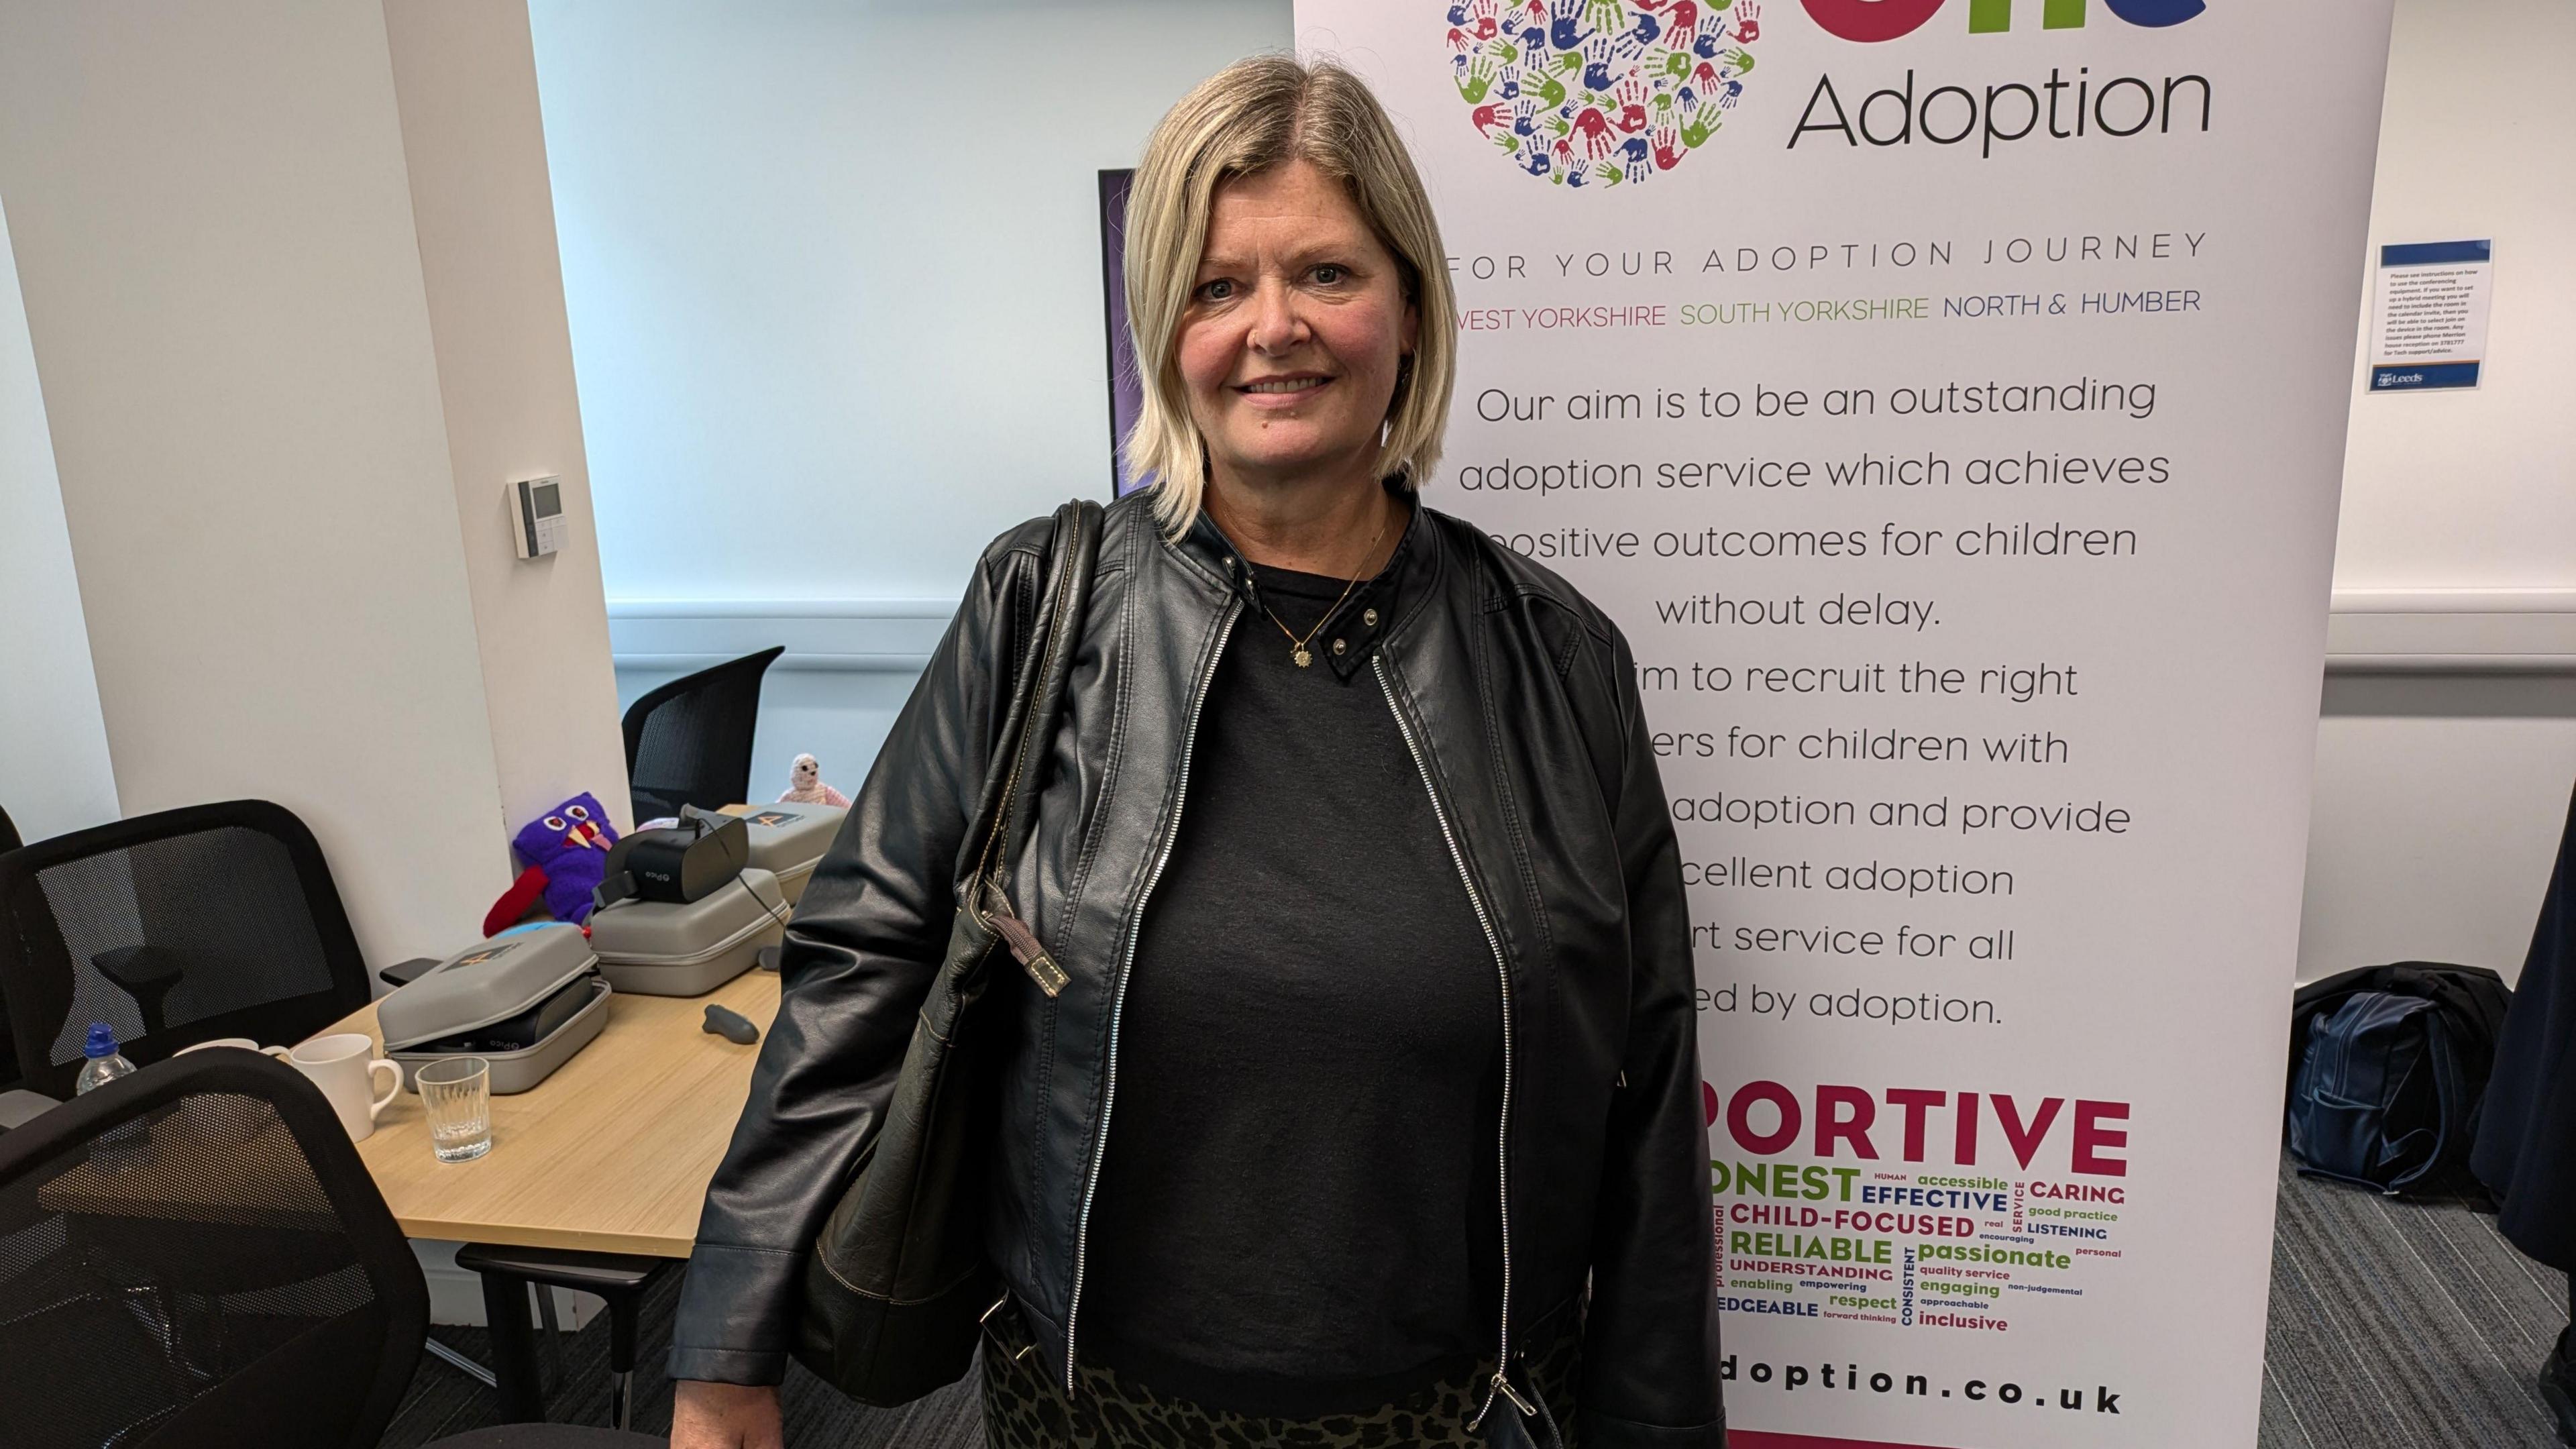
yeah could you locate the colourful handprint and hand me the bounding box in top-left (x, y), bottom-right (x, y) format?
top-left (1547, 0), bottom-right (1591, 50)
top-left (1570, 105), bottom-right (1617, 158)
top-left (1458, 55), bottom-right (1497, 103)
top-left (1666, 1), bottom-right (1701, 51)
top-left (1680, 101), bottom-right (1721, 148)
top-left (1612, 74), bottom-right (1652, 132)
top-left (1580, 34), bottom-right (1617, 91)
top-left (1452, 0), bottom-right (1758, 188)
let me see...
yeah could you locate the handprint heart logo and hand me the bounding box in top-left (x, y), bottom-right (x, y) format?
top-left (1447, 0), bottom-right (1759, 189)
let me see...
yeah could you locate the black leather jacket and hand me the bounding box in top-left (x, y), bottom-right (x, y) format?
top-left (672, 492), bottom-right (1723, 1447)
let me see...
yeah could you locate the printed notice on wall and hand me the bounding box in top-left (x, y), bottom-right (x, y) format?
top-left (1294, 3), bottom-right (2398, 1446)
top-left (2368, 239), bottom-right (2493, 392)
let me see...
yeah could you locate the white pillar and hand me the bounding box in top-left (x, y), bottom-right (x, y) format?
top-left (0, 200), bottom-right (117, 844)
top-left (0, 0), bottom-right (628, 966)
top-left (383, 0), bottom-right (631, 847)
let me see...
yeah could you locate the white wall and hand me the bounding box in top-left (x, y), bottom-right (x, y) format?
top-left (2303, 676), bottom-right (2575, 983)
top-left (384, 0), bottom-right (633, 835)
top-left (2329, 0), bottom-right (2575, 593)
top-left (534, 0), bottom-right (1292, 792)
top-left (2296, 0), bottom-right (2576, 985)
top-left (0, 1), bottom-right (626, 968)
top-left (531, 0), bottom-right (1293, 606)
top-left (0, 1), bottom-right (508, 964)
top-left (0, 199), bottom-right (117, 845)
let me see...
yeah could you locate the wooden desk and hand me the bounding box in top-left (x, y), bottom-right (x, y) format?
top-left (41, 1102), bottom-right (334, 1230)
top-left (318, 968), bottom-right (777, 1257)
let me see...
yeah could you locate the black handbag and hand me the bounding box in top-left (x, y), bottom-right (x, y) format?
top-left (792, 499), bottom-right (1102, 1403)
top-left (2286, 961), bottom-right (2513, 1195)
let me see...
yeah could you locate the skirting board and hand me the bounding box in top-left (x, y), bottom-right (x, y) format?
top-left (611, 590), bottom-right (2576, 678)
top-left (609, 599), bottom-right (954, 676)
top-left (2326, 590), bottom-right (2576, 674)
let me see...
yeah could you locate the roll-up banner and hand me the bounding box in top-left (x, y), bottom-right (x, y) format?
top-left (1291, 3), bottom-right (2394, 1444)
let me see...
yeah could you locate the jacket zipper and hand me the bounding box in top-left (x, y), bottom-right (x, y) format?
top-left (1373, 653), bottom-right (1521, 1431)
top-left (1063, 601), bottom-right (1240, 1393)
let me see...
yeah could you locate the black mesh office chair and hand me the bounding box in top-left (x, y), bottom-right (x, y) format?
top-left (621, 645), bottom-right (784, 820)
top-left (0, 800), bottom-right (373, 1099)
top-left (0, 800), bottom-right (30, 1125)
top-left (0, 1048), bottom-right (657, 1447)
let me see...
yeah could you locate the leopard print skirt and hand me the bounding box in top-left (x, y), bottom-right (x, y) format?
top-left (979, 1301), bottom-right (1582, 1448)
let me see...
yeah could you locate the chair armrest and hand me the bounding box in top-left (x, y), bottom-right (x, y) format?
top-left (94, 943), bottom-right (187, 994)
top-left (455, 1242), bottom-right (672, 1293)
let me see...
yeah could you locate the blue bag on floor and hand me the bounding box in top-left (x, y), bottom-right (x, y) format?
top-left (2287, 962), bottom-right (2512, 1194)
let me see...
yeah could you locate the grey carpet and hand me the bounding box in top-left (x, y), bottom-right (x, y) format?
top-left (382, 1156), bottom-right (2570, 1447)
top-left (378, 1263), bottom-right (985, 1448)
top-left (2261, 1156), bottom-right (2567, 1449)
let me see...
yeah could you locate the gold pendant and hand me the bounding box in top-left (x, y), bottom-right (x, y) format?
top-left (1293, 647), bottom-right (1313, 668)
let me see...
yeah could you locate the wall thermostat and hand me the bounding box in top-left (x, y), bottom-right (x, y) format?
top-left (509, 474), bottom-right (569, 559)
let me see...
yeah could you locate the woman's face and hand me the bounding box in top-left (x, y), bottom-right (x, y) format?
top-left (1177, 160), bottom-right (1418, 491)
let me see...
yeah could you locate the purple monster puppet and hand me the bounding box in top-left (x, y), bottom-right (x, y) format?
top-left (482, 793), bottom-right (620, 936)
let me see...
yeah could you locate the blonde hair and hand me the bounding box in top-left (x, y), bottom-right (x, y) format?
top-left (1122, 56), bottom-right (1457, 536)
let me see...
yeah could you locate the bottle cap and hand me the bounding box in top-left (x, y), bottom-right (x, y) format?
top-left (84, 1022), bottom-right (118, 1059)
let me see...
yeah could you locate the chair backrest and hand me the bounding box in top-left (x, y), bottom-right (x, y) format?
top-left (621, 645), bottom-right (784, 820)
top-left (0, 804), bottom-right (17, 1087)
top-left (0, 1048), bottom-right (427, 1448)
top-left (0, 800), bottom-right (372, 1098)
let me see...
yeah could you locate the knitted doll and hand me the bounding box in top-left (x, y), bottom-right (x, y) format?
top-left (482, 792), bottom-right (620, 936)
top-left (780, 753), bottom-right (851, 808)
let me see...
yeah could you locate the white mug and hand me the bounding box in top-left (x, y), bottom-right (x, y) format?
top-left (176, 1037), bottom-right (290, 1059)
top-left (286, 1032), bottom-right (402, 1142)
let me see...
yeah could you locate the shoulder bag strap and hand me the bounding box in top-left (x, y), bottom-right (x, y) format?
top-left (960, 501), bottom-right (1102, 985)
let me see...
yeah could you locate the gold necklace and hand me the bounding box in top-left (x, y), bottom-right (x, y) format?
top-left (1259, 512), bottom-right (1387, 669)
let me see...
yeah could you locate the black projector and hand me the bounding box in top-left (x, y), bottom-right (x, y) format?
top-left (596, 808), bottom-right (749, 908)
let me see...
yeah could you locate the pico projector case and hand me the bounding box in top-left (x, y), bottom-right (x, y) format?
top-left (736, 802), bottom-right (847, 905)
top-left (588, 867), bottom-right (790, 997)
top-left (377, 923), bottom-right (610, 1094)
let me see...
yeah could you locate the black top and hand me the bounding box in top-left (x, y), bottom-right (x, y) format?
top-left (1079, 506), bottom-right (1503, 1417)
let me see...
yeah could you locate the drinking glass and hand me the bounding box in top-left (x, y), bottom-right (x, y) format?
top-left (416, 1057), bottom-right (493, 1163)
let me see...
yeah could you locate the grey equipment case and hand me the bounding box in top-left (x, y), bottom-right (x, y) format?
top-left (588, 865), bottom-right (789, 996)
top-left (737, 802), bottom-right (847, 904)
top-left (378, 922), bottom-right (610, 1094)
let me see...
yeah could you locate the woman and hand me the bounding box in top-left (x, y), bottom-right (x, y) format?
top-left (2475, 779), bottom-right (2576, 1446)
top-left (671, 56), bottom-right (1722, 1449)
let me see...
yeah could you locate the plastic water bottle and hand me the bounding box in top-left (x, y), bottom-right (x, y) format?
top-left (74, 1022), bottom-right (137, 1095)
